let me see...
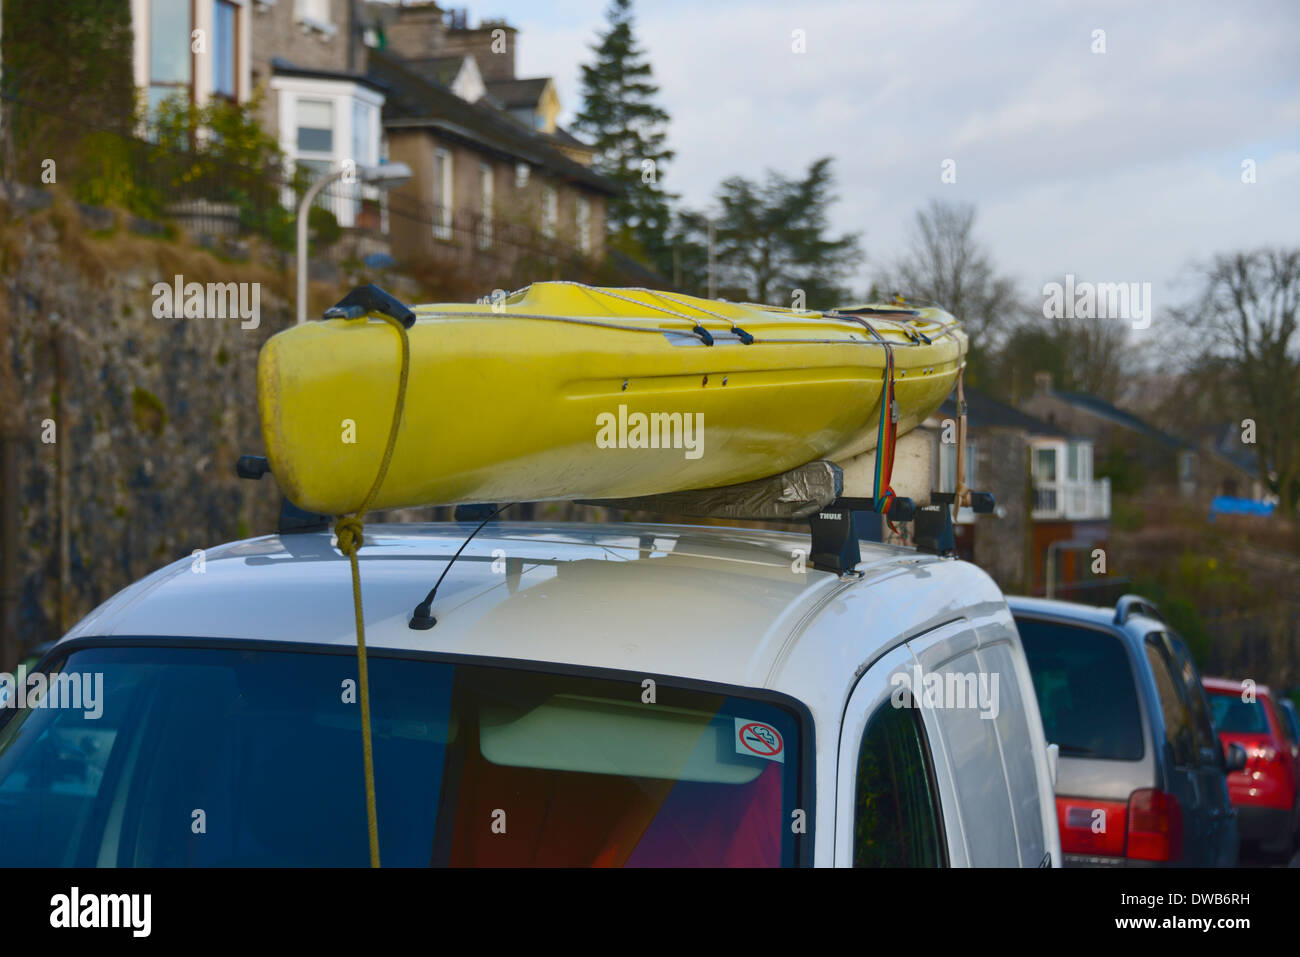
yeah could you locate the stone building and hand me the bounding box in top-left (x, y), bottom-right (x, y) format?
top-left (125, 1), bottom-right (614, 260)
top-left (928, 387), bottom-right (1113, 599)
top-left (1020, 372), bottom-right (1262, 505)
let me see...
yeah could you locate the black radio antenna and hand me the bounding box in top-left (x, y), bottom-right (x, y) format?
top-left (408, 503), bottom-right (516, 630)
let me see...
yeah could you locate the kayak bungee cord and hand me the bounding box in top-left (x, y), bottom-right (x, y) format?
top-left (953, 364), bottom-right (971, 520)
top-left (411, 281), bottom-right (961, 348)
top-left (410, 308), bottom-right (953, 349)
top-left (333, 312), bottom-right (411, 869)
top-left (873, 342), bottom-right (902, 533)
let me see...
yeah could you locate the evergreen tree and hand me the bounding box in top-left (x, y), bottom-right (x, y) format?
top-left (573, 0), bottom-right (676, 275)
top-left (678, 158), bottom-right (862, 307)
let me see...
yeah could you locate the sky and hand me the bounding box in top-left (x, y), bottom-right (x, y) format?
top-left (395, 0), bottom-right (1300, 311)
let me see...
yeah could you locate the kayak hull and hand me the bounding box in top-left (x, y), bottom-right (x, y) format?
top-left (257, 286), bottom-right (966, 514)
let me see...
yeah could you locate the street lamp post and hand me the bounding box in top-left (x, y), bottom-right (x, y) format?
top-left (296, 162), bottom-right (412, 324)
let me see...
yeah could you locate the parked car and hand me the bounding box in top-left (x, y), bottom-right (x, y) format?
top-left (0, 522), bottom-right (1060, 867)
top-left (1202, 677), bottom-right (1300, 861)
top-left (1281, 699), bottom-right (1300, 761)
top-left (1009, 594), bottom-right (1243, 867)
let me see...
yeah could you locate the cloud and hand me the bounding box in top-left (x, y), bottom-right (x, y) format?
top-left (447, 0), bottom-right (1300, 298)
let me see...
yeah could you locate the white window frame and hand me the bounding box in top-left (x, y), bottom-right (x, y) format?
top-left (270, 75), bottom-right (385, 229)
top-left (542, 184), bottom-right (557, 241)
top-left (433, 148), bottom-right (454, 241)
top-left (132, 0), bottom-right (253, 110)
top-left (515, 162), bottom-right (530, 189)
top-left (576, 195), bottom-right (591, 254)
top-left (478, 163), bottom-right (494, 250)
top-left (295, 0), bottom-right (337, 36)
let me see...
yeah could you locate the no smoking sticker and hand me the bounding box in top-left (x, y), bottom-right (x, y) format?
top-left (735, 718), bottom-right (784, 763)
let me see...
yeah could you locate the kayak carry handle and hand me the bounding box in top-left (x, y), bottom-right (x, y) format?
top-left (323, 284), bottom-right (417, 329)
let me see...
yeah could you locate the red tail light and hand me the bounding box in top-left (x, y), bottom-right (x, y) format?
top-left (1056, 798), bottom-right (1127, 857)
top-left (1126, 788), bottom-right (1182, 862)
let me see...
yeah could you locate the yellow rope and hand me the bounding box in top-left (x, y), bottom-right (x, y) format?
top-left (333, 312), bottom-right (411, 869)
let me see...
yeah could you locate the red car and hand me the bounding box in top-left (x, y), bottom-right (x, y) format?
top-left (1203, 677), bottom-right (1300, 861)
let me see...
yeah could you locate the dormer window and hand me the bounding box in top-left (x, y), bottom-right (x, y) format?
top-left (296, 0), bottom-right (337, 37)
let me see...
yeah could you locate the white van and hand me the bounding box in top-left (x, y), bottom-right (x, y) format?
top-left (0, 521), bottom-right (1059, 867)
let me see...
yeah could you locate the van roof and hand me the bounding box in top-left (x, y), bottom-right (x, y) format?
top-left (63, 521), bottom-right (999, 697)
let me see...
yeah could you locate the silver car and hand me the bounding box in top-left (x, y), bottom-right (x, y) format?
top-left (1010, 595), bottom-right (1243, 867)
top-left (0, 522), bottom-right (1059, 867)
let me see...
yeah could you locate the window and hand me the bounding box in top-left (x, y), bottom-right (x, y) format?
top-left (1279, 702), bottom-right (1300, 746)
top-left (433, 148), bottom-right (453, 240)
top-left (213, 0), bottom-right (238, 100)
top-left (1033, 447), bottom-right (1058, 484)
top-left (148, 0), bottom-right (193, 112)
top-left (1207, 692), bottom-right (1269, 734)
top-left (0, 646), bottom-right (805, 867)
top-left (515, 162), bottom-right (529, 189)
top-left (853, 703), bottom-right (945, 867)
top-left (542, 184), bottom-right (557, 241)
top-left (1160, 634), bottom-right (1219, 763)
top-left (576, 195), bottom-right (591, 254)
top-left (296, 99), bottom-right (334, 154)
top-left (352, 100), bottom-right (375, 168)
top-left (1017, 617), bottom-right (1144, 760)
top-left (296, 0), bottom-right (334, 29)
top-left (478, 164), bottom-right (494, 250)
top-left (1145, 636), bottom-right (1196, 768)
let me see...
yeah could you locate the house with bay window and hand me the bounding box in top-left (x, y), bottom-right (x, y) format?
top-left (924, 387), bottom-right (1114, 602)
top-left (130, 0), bottom-right (382, 228)
top-left (125, 1), bottom-right (614, 267)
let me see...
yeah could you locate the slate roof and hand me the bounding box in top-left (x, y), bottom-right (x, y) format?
top-left (1050, 389), bottom-right (1191, 450)
top-left (366, 50), bottom-right (617, 195)
top-left (940, 387), bottom-right (1069, 437)
top-left (485, 77), bottom-right (551, 108)
top-left (402, 55), bottom-right (471, 87)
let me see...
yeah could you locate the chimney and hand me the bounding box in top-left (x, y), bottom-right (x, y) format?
top-left (382, 1), bottom-right (451, 61)
top-left (1034, 371), bottom-right (1053, 396)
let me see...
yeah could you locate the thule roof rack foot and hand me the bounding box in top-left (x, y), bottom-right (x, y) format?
top-left (809, 496), bottom-right (915, 574)
top-left (914, 490), bottom-right (997, 556)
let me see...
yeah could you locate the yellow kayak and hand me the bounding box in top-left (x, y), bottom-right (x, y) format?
top-left (257, 282), bottom-right (966, 514)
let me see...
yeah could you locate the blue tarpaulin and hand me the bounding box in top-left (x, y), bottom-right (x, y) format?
top-left (1209, 496), bottom-right (1275, 520)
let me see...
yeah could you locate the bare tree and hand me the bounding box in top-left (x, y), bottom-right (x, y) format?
top-left (876, 199), bottom-right (1020, 382)
top-left (1177, 248), bottom-right (1300, 515)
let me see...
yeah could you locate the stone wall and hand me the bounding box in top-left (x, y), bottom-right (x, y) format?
top-left (0, 201), bottom-right (308, 664)
top-left (972, 429), bottom-right (1031, 592)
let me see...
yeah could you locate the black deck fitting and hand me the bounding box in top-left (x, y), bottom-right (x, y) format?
top-left (323, 284), bottom-right (417, 328)
top-left (236, 454), bottom-right (271, 480)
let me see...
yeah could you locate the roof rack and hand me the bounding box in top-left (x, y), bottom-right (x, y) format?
top-left (1114, 594), bottom-right (1162, 625)
top-left (586, 460), bottom-right (996, 574)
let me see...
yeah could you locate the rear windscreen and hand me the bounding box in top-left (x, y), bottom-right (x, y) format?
top-left (1016, 617), bottom-right (1144, 761)
top-left (1207, 692), bottom-right (1268, 734)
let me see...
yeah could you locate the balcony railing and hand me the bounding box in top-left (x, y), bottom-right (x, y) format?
top-left (1032, 478), bottom-right (1111, 521)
